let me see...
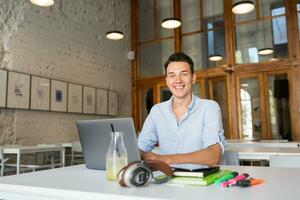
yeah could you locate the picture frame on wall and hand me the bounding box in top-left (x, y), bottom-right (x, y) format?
top-left (83, 86), bottom-right (96, 114)
top-left (68, 83), bottom-right (82, 113)
top-left (51, 80), bottom-right (67, 112)
top-left (96, 88), bottom-right (108, 115)
top-left (7, 71), bottom-right (30, 109)
top-left (30, 76), bottom-right (50, 111)
top-left (0, 69), bottom-right (7, 107)
top-left (108, 90), bottom-right (118, 116)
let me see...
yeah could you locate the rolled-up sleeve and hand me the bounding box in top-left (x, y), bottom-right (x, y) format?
top-left (137, 107), bottom-right (159, 152)
top-left (202, 101), bottom-right (226, 154)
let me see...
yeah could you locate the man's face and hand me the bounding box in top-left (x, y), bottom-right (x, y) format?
top-left (165, 61), bottom-right (196, 100)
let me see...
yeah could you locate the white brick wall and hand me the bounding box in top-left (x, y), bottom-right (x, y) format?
top-left (0, 0), bottom-right (131, 145)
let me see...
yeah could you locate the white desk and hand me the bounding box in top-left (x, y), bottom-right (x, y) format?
top-left (225, 146), bottom-right (300, 160)
top-left (3, 145), bottom-right (65, 174)
top-left (226, 140), bottom-right (300, 148)
top-left (0, 164), bottom-right (299, 200)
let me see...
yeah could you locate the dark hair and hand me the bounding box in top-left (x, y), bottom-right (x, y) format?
top-left (164, 52), bottom-right (194, 74)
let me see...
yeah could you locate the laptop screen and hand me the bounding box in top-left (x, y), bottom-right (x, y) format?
top-left (76, 118), bottom-right (141, 170)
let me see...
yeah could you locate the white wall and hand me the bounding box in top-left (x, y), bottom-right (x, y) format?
top-left (0, 0), bottom-right (131, 145)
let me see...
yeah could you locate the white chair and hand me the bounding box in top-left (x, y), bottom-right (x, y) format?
top-left (36, 143), bottom-right (63, 168)
top-left (0, 148), bottom-right (9, 176)
top-left (71, 141), bottom-right (84, 165)
top-left (220, 151), bottom-right (239, 166)
top-left (5, 144), bottom-right (63, 174)
top-left (269, 155), bottom-right (300, 168)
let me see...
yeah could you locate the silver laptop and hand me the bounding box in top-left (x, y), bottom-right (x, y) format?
top-left (76, 118), bottom-right (141, 170)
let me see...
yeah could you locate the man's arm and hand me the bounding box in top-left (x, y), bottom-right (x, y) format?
top-left (140, 143), bottom-right (222, 166)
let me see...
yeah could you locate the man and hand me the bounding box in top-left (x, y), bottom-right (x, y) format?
top-left (137, 52), bottom-right (225, 169)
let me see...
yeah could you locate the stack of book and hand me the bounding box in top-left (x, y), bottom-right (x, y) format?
top-left (169, 166), bottom-right (233, 186)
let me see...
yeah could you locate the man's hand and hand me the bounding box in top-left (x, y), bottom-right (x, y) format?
top-left (141, 151), bottom-right (172, 164)
top-left (139, 143), bottom-right (222, 166)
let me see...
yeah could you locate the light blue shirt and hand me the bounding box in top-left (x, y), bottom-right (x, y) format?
top-left (138, 95), bottom-right (226, 169)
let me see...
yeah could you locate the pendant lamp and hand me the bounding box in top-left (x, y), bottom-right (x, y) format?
top-left (258, 21), bottom-right (273, 56)
top-left (258, 48), bottom-right (274, 55)
top-left (232, 1), bottom-right (255, 15)
top-left (106, 0), bottom-right (124, 40)
top-left (161, 18), bottom-right (181, 29)
top-left (161, 0), bottom-right (181, 29)
top-left (30, 0), bottom-right (54, 7)
top-left (209, 55), bottom-right (223, 62)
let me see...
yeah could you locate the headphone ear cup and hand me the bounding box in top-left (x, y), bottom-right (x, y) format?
top-left (121, 162), bottom-right (152, 187)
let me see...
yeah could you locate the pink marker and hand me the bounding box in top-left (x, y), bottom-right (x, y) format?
top-left (220, 173), bottom-right (249, 187)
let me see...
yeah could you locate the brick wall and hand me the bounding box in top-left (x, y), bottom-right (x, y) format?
top-left (0, 0), bottom-right (131, 145)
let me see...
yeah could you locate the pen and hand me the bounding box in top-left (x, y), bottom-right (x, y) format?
top-left (236, 179), bottom-right (264, 187)
top-left (220, 173), bottom-right (249, 187)
top-left (214, 172), bottom-right (239, 183)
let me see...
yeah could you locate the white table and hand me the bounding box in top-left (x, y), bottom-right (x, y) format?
top-left (0, 165), bottom-right (299, 200)
top-left (226, 140), bottom-right (300, 148)
top-left (225, 146), bottom-right (300, 160)
top-left (3, 145), bottom-right (65, 174)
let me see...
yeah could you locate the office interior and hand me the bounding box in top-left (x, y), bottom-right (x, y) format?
top-left (0, 0), bottom-right (300, 176)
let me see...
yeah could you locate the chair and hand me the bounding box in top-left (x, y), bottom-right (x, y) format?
top-left (71, 141), bottom-right (84, 165)
top-left (220, 151), bottom-right (239, 165)
top-left (5, 144), bottom-right (63, 174)
top-left (36, 143), bottom-right (63, 168)
top-left (269, 155), bottom-right (300, 168)
top-left (0, 148), bottom-right (9, 176)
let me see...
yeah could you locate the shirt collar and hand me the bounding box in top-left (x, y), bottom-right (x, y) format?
top-left (167, 94), bottom-right (196, 113)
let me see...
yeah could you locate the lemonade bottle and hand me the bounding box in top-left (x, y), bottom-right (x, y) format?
top-left (106, 131), bottom-right (128, 181)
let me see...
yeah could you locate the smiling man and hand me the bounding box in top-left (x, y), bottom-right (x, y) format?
top-left (137, 52), bottom-right (226, 169)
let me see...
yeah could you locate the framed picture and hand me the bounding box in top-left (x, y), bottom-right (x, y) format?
top-left (51, 80), bottom-right (67, 112)
top-left (7, 71), bottom-right (30, 109)
top-left (30, 76), bottom-right (50, 110)
top-left (108, 90), bottom-right (118, 116)
top-left (68, 83), bottom-right (82, 113)
top-left (0, 69), bottom-right (7, 107)
top-left (83, 86), bottom-right (96, 114)
top-left (96, 89), bottom-right (108, 115)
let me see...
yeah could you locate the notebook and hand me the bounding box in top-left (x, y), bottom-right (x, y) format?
top-left (76, 118), bottom-right (141, 170)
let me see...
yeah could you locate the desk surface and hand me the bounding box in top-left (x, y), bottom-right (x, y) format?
top-left (225, 146), bottom-right (300, 160)
top-left (2, 145), bottom-right (64, 154)
top-left (0, 165), bottom-right (299, 200)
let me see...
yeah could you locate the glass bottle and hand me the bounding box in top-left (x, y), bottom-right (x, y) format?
top-left (106, 131), bottom-right (128, 181)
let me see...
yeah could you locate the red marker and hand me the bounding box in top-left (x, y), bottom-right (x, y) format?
top-left (220, 173), bottom-right (249, 187)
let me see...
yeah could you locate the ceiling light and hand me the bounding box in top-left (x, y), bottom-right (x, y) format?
top-left (30, 0), bottom-right (55, 7)
top-left (232, 1), bottom-right (255, 15)
top-left (209, 55), bottom-right (223, 62)
top-left (161, 18), bottom-right (181, 29)
top-left (269, 57), bottom-right (279, 61)
top-left (106, 31), bottom-right (124, 40)
top-left (106, 0), bottom-right (124, 40)
top-left (258, 48), bottom-right (274, 55)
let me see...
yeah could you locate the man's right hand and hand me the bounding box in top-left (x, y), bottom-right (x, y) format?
top-left (140, 151), bottom-right (172, 165)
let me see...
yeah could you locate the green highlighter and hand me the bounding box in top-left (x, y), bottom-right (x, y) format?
top-left (214, 172), bottom-right (239, 183)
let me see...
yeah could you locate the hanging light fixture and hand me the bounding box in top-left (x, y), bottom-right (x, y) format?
top-left (258, 20), bottom-right (273, 56)
top-left (30, 0), bottom-right (55, 7)
top-left (258, 48), bottom-right (274, 55)
top-left (106, 0), bottom-right (124, 40)
top-left (209, 55), bottom-right (223, 62)
top-left (269, 57), bottom-right (279, 61)
top-left (161, 18), bottom-right (181, 29)
top-left (232, 1), bottom-right (255, 15)
top-left (161, 0), bottom-right (181, 29)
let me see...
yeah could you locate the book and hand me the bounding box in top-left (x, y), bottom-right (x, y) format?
top-left (169, 170), bottom-right (233, 186)
top-left (173, 166), bottom-right (220, 178)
